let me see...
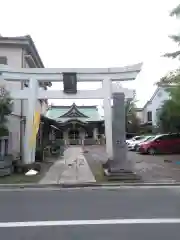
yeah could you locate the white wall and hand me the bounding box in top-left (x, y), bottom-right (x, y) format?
top-left (142, 87), bottom-right (170, 126)
top-left (0, 47), bottom-right (48, 118)
top-left (0, 47), bottom-right (23, 116)
top-left (0, 46), bottom-right (48, 155)
top-left (0, 47), bottom-right (23, 154)
top-left (136, 110), bottom-right (143, 123)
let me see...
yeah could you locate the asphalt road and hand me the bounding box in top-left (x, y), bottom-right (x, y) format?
top-left (1, 186), bottom-right (180, 239)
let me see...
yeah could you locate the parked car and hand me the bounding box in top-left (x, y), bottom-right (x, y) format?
top-left (127, 135), bottom-right (153, 151)
top-left (138, 133), bottom-right (180, 155)
top-left (135, 136), bottom-right (155, 152)
top-left (126, 136), bottom-right (144, 145)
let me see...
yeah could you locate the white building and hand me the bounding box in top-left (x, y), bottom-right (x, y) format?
top-left (140, 87), bottom-right (170, 126)
top-left (0, 35), bottom-right (50, 156)
top-left (135, 108), bottom-right (143, 124)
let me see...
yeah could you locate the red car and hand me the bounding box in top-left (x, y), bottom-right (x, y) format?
top-left (138, 133), bottom-right (180, 155)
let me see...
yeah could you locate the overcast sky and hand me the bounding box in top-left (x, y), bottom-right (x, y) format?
top-left (1, 0), bottom-right (180, 107)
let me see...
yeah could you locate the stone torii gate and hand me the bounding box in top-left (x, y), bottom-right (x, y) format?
top-left (0, 63), bottom-right (142, 165)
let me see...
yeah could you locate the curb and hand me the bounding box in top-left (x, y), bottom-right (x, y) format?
top-left (0, 182), bottom-right (180, 189)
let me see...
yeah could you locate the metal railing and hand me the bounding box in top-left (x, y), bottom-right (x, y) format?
top-left (64, 137), bottom-right (105, 145)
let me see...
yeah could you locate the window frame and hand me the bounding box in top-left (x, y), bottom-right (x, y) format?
top-left (147, 111), bottom-right (152, 122)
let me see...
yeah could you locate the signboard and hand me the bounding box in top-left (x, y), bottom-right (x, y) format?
top-left (63, 72), bottom-right (77, 94)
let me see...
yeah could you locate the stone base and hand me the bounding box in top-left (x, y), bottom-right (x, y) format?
top-left (13, 162), bottom-right (41, 174)
top-left (102, 159), bottom-right (141, 182)
top-left (0, 167), bottom-right (13, 177)
top-left (103, 169), bottom-right (141, 181)
top-left (0, 155), bottom-right (14, 177)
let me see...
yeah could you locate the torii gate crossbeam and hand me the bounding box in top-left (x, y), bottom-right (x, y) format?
top-left (0, 63), bottom-right (142, 164)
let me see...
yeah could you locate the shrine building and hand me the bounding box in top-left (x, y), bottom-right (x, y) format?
top-left (45, 103), bottom-right (105, 145)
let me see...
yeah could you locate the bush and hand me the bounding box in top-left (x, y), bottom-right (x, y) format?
top-left (35, 148), bottom-right (45, 162)
top-left (0, 87), bottom-right (12, 136)
top-left (0, 127), bottom-right (9, 137)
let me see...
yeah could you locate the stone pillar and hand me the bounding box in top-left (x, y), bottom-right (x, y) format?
top-left (103, 77), bottom-right (113, 159)
top-left (111, 92), bottom-right (126, 170)
top-left (51, 129), bottom-right (56, 141)
top-left (63, 130), bottom-right (69, 145)
top-left (93, 127), bottom-right (99, 144)
top-left (104, 92), bottom-right (138, 180)
top-left (23, 78), bottom-right (38, 164)
top-left (79, 128), bottom-right (85, 145)
top-left (93, 128), bottom-right (98, 140)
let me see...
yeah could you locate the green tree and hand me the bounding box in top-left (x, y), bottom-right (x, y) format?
top-left (157, 70), bottom-right (180, 132)
top-left (0, 87), bottom-right (13, 136)
top-left (157, 3), bottom-right (180, 131)
top-left (125, 99), bottom-right (140, 133)
top-left (164, 4), bottom-right (180, 59)
top-left (170, 4), bottom-right (180, 17)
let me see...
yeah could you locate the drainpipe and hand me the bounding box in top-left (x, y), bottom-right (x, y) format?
top-left (20, 50), bottom-right (25, 160)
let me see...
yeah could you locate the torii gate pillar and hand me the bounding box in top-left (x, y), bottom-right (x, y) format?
top-left (24, 78), bottom-right (38, 165)
top-left (103, 77), bottom-right (113, 159)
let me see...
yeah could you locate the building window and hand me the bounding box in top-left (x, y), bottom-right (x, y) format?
top-left (147, 111), bottom-right (152, 122)
top-left (0, 56), bottom-right (7, 65)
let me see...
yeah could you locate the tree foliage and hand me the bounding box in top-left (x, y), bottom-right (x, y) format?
top-left (156, 3), bottom-right (180, 132)
top-left (0, 87), bottom-right (13, 136)
top-left (157, 70), bottom-right (180, 132)
top-left (125, 99), bottom-right (140, 133)
top-left (170, 4), bottom-right (180, 17)
top-left (164, 4), bottom-right (180, 59)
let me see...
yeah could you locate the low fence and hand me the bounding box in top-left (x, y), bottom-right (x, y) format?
top-left (63, 138), bottom-right (105, 146)
top-left (83, 139), bottom-right (99, 145)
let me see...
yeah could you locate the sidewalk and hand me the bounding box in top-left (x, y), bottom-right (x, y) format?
top-left (39, 146), bottom-right (96, 184)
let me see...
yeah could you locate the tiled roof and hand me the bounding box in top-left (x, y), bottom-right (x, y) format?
top-left (46, 104), bottom-right (103, 122)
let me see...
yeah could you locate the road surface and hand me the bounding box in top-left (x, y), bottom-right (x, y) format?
top-left (1, 186), bottom-right (180, 239)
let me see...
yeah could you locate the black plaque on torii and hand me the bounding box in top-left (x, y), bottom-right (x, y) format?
top-left (63, 72), bottom-right (77, 94)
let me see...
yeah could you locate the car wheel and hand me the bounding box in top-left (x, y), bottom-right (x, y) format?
top-left (147, 147), bottom-right (156, 155)
top-left (134, 145), bottom-right (139, 151)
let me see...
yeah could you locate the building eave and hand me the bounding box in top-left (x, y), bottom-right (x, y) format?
top-left (142, 86), bottom-right (162, 110)
top-left (135, 107), bottom-right (142, 111)
top-left (40, 115), bottom-right (62, 129)
top-left (142, 85), bottom-right (171, 110)
top-left (47, 104), bottom-right (102, 122)
top-left (49, 105), bottom-right (98, 109)
top-left (0, 35), bottom-right (44, 68)
top-left (59, 103), bottom-right (89, 118)
top-left (59, 119), bottom-right (88, 126)
top-left (0, 35), bottom-right (52, 88)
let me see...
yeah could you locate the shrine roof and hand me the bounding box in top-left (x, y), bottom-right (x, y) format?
top-left (46, 103), bottom-right (103, 122)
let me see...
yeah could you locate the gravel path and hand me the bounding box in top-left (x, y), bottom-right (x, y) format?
top-left (83, 145), bottom-right (180, 183)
